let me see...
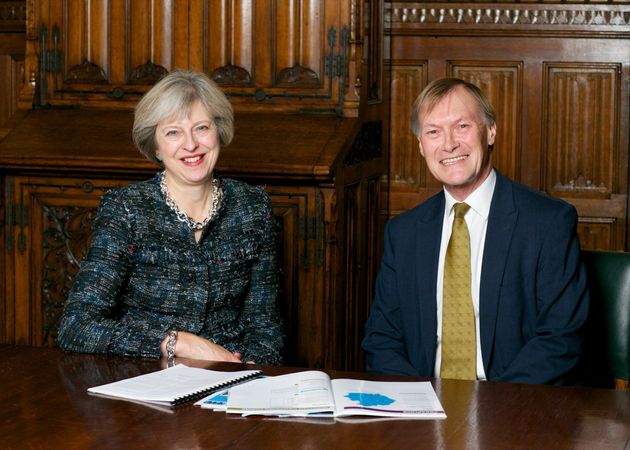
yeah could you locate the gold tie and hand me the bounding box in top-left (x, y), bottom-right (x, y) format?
top-left (441, 202), bottom-right (476, 380)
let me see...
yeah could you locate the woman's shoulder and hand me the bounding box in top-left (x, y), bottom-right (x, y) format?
top-left (221, 177), bottom-right (266, 195)
top-left (220, 177), bottom-right (269, 206)
top-left (102, 174), bottom-right (161, 203)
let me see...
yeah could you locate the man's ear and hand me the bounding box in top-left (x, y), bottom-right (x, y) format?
top-left (487, 123), bottom-right (497, 146)
top-left (418, 138), bottom-right (425, 158)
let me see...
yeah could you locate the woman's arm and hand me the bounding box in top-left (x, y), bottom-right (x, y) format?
top-left (57, 190), bottom-right (167, 358)
top-left (238, 190), bottom-right (284, 364)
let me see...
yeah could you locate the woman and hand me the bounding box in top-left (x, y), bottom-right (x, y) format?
top-left (57, 70), bottom-right (283, 364)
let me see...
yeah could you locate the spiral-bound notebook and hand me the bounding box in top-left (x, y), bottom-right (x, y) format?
top-left (87, 364), bottom-right (261, 407)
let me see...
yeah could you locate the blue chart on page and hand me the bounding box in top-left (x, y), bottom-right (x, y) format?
top-left (344, 393), bottom-right (395, 407)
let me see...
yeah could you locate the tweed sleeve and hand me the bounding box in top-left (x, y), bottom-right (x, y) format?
top-left (57, 189), bottom-right (166, 358)
top-left (238, 189), bottom-right (284, 364)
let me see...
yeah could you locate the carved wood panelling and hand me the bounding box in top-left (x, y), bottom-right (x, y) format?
top-left (3, 176), bottom-right (122, 346)
top-left (31, 0), bottom-right (375, 115)
top-left (386, 3), bottom-right (630, 35)
top-left (543, 64), bottom-right (619, 196)
top-left (206, 0), bottom-right (254, 85)
top-left (389, 62), bottom-right (426, 190)
top-left (450, 63), bottom-right (522, 181)
top-left (41, 205), bottom-right (96, 346)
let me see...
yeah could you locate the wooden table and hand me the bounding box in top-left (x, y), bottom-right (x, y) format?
top-left (2, 345), bottom-right (629, 449)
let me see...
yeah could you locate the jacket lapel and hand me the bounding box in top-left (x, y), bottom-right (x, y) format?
top-left (414, 194), bottom-right (445, 372)
top-left (479, 173), bottom-right (517, 372)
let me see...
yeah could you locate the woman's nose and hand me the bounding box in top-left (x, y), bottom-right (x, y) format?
top-left (182, 131), bottom-right (198, 151)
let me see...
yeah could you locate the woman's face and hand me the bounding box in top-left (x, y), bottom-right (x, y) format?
top-left (155, 100), bottom-right (221, 187)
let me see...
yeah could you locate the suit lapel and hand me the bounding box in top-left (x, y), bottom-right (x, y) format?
top-left (413, 194), bottom-right (445, 372)
top-left (479, 173), bottom-right (517, 372)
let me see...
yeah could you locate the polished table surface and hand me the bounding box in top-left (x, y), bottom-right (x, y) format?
top-left (2, 345), bottom-right (629, 449)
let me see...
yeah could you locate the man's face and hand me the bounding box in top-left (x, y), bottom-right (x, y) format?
top-left (417, 86), bottom-right (496, 201)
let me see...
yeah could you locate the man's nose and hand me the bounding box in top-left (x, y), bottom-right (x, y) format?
top-left (443, 129), bottom-right (458, 152)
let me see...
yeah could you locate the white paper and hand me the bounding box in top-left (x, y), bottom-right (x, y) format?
top-left (88, 364), bottom-right (260, 405)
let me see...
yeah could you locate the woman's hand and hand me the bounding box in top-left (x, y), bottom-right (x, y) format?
top-left (161, 331), bottom-right (243, 363)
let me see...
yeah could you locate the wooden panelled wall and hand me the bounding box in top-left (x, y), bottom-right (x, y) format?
top-left (0, 1), bottom-right (25, 134)
top-left (24, 0), bottom-right (382, 116)
top-left (385, 1), bottom-right (630, 251)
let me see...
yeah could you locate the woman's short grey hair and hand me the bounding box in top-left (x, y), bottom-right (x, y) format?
top-left (133, 70), bottom-right (234, 164)
top-left (410, 78), bottom-right (496, 137)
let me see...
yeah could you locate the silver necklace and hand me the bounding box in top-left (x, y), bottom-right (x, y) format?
top-left (160, 172), bottom-right (223, 231)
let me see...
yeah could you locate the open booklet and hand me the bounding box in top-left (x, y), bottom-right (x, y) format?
top-left (87, 364), bottom-right (261, 407)
top-left (225, 370), bottom-right (446, 419)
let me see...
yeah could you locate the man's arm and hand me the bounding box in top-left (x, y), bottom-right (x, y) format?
top-left (362, 221), bottom-right (422, 376)
top-left (497, 203), bottom-right (589, 385)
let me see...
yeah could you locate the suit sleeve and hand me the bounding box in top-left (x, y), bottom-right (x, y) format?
top-left (362, 221), bottom-right (422, 376)
top-left (497, 204), bottom-right (589, 385)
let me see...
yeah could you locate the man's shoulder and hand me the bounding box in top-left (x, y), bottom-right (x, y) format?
top-left (502, 176), bottom-right (575, 214)
top-left (387, 191), bottom-right (444, 228)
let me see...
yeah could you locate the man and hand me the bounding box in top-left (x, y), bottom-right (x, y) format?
top-left (362, 78), bottom-right (589, 384)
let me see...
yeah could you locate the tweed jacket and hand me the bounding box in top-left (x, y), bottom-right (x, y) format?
top-left (58, 174), bottom-right (284, 364)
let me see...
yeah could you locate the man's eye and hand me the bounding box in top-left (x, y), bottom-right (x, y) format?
top-left (426, 129), bottom-right (438, 135)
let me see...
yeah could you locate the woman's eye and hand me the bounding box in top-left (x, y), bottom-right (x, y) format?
top-left (165, 129), bottom-right (180, 137)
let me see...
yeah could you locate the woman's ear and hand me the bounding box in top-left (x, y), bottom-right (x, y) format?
top-left (418, 138), bottom-right (425, 158)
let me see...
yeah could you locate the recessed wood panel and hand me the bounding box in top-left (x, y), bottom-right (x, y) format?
top-left (543, 64), bottom-right (620, 195)
top-left (204, 0), bottom-right (255, 84)
top-left (273, 0), bottom-right (322, 86)
top-left (389, 61), bottom-right (426, 190)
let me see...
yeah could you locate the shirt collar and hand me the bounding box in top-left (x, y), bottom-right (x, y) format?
top-left (444, 168), bottom-right (496, 219)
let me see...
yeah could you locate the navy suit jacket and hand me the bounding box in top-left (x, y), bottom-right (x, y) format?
top-left (362, 172), bottom-right (589, 384)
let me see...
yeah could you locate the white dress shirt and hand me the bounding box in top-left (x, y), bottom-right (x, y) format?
top-left (433, 169), bottom-right (496, 380)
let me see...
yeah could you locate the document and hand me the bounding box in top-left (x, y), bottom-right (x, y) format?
top-left (225, 370), bottom-right (446, 419)
top-left (87, 364), bottom-right (261, 407)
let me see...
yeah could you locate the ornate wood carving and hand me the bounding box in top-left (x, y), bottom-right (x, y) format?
top-left (41, 205), bottom-right (96, 346)
top-left (129, 60), bottom-right (168, 85)
top-left (276, 65), bottom-right (320, 85)
top-left (386, 3), bottom-right (630, 34)
top-left (211, 64), bottom-right (252, 84)
top-left (66, 60), bottom-right (107, 84)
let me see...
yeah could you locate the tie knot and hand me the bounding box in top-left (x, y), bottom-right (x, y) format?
top-left (453, 202), bottom-right (470, 219)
